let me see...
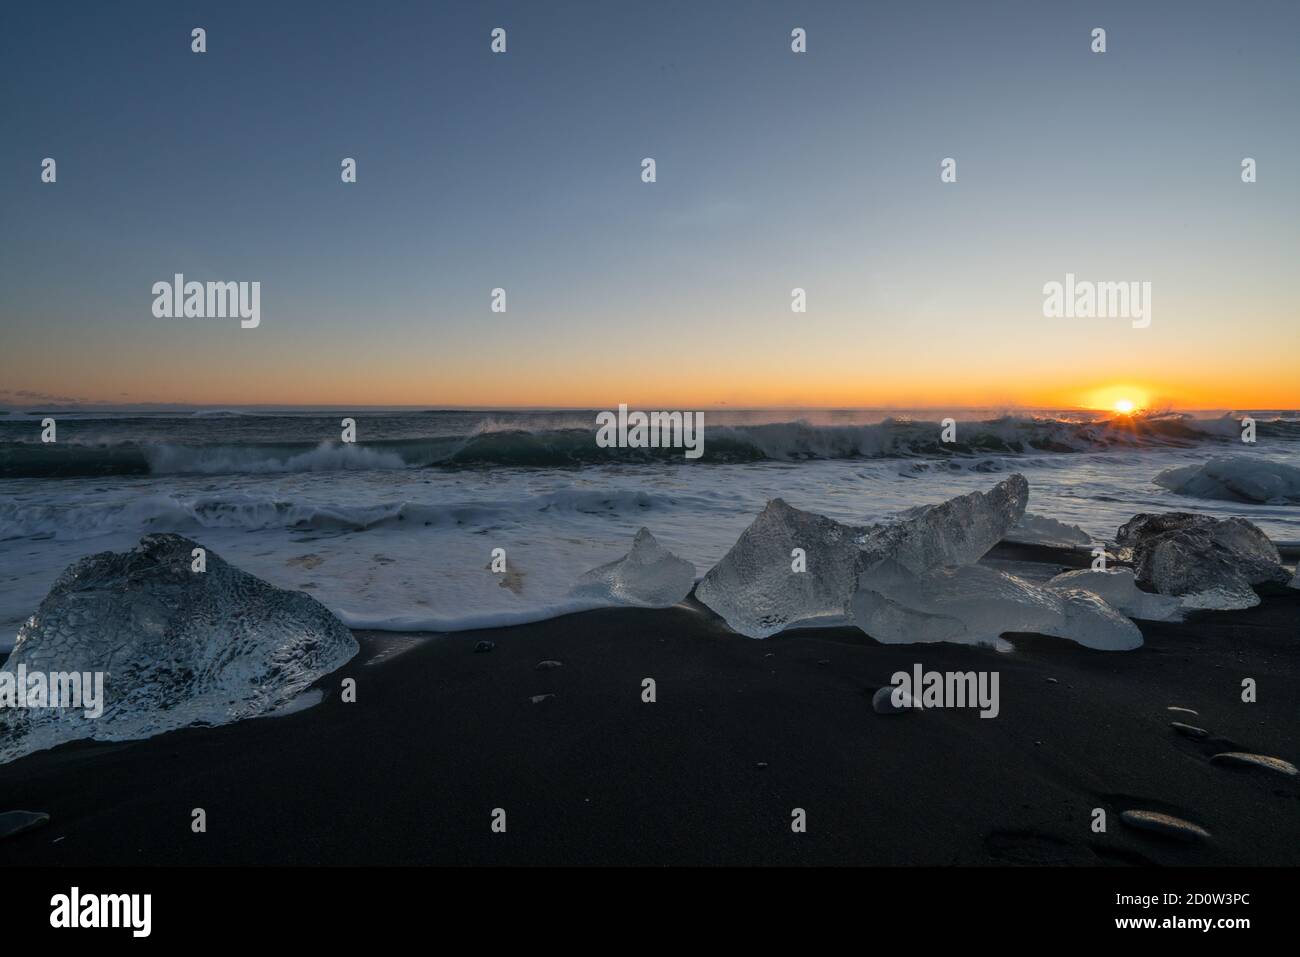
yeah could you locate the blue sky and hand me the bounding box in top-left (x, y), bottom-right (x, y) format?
top-left (2, 0), bottom-right (1297, 409)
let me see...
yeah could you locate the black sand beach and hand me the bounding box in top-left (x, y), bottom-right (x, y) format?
top-left (2, 562), bottom-right (1297, 867)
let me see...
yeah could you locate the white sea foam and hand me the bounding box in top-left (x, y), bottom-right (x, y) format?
top-left (2, 449), bottom-right (1298, 642)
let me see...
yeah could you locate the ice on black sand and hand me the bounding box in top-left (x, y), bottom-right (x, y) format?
top-left (0, 533), bottom-right (357, 764)
top-left (569, 527), bottom-right (695, 607)
top-left (872, 686), bottom-right (917, 714)
top-left (0, 810), bottom-right (50, 840)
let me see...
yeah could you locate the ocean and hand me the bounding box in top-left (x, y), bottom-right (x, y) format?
top-left (3, 408), bottom-right (1299, 650)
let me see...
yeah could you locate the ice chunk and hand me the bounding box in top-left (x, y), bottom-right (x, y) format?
top-left (1115, 512), bottom-right (1287, 609)
top-left (570, 528), bottom-right (695, 607)
top-left (1044, 568), bottom-right (1182, 621)
top-left (697, 475), bottom-right (1029, 639)
top-left (0, 534), bottom-right (357, 764)
top-left (695, 499), bottom-right (868, 637)
top-left (1005, 511), bottom-right (1092, 548)
top-left (852, 562), bottom-right (1142, 651)
top-left (1154, 456), bottom-right (1300, 504)
top-left (863, 474), bottom-right (1029, 572)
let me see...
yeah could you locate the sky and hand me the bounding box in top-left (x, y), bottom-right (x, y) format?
top-left (1, 0), bottom-right (1298, 411)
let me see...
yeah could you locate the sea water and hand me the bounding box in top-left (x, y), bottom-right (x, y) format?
top-left (2, 408), bottom-right (1298, 650)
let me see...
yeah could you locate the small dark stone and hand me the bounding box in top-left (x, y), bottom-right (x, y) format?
top-left (473, 640), bottom-right (495, 653)
top-left (1211, 752), bottom-right (1298, 776)
top-left (1120, 810), bottom-right (1210, 842)
top-left (535, 659), bottom-right (563, 670)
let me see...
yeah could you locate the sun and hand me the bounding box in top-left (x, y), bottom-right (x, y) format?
top-left (1081, 385), bottom-right (1151, 414)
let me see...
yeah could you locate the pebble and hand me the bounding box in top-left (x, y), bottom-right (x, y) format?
top-left (529, 694), bottom-right (554, 704)
top-left (473, 640), bottom-right (495, 653)
top-left (535, 660), bottom-right (563, 670)
top-left (1210, 752), bottom-right (1298, 777)
top-left (0, 810), bottom-right (50, 840)
top-left (754, 761), bottom-right (769, 769)
top-left (1171, 722), bottom-right (1210, 739)
top-left (1120, 810), bottom-right (1210, 843)
top-left (872, 686), bottom-right (916, 714)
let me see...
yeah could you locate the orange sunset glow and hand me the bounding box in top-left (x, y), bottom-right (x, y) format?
top-left (5, 331), bottom-right (1297, 411)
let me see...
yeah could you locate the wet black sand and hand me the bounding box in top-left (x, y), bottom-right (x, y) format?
top-left (1, 584), bottom-right (1297, 866)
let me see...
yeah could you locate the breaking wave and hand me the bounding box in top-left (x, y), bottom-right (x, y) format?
top-left (1, 413), bottom-right (1297, 478)
top-left (0, 488), bottom-right (680, 541)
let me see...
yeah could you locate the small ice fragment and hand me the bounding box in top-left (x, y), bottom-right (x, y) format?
top-left (853, 562), bottom-right (1142, 651)
top-left (872, 686), bottom-right (916, 714)
top-left (1044, 568), bottom-right (1181, 621)
top-left (863, 474), bottom-right (1029, 573)
top-left (695, 499), bottom-right (867, 638)
top-left (1154, 456), bottom-right (1300, 504)
top-left (1005, 512), bottom-right (1092, 548)
top-left (0, 810), bottom-right (50, 840)
top-left (570, 528), bottom-right (695, 608)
